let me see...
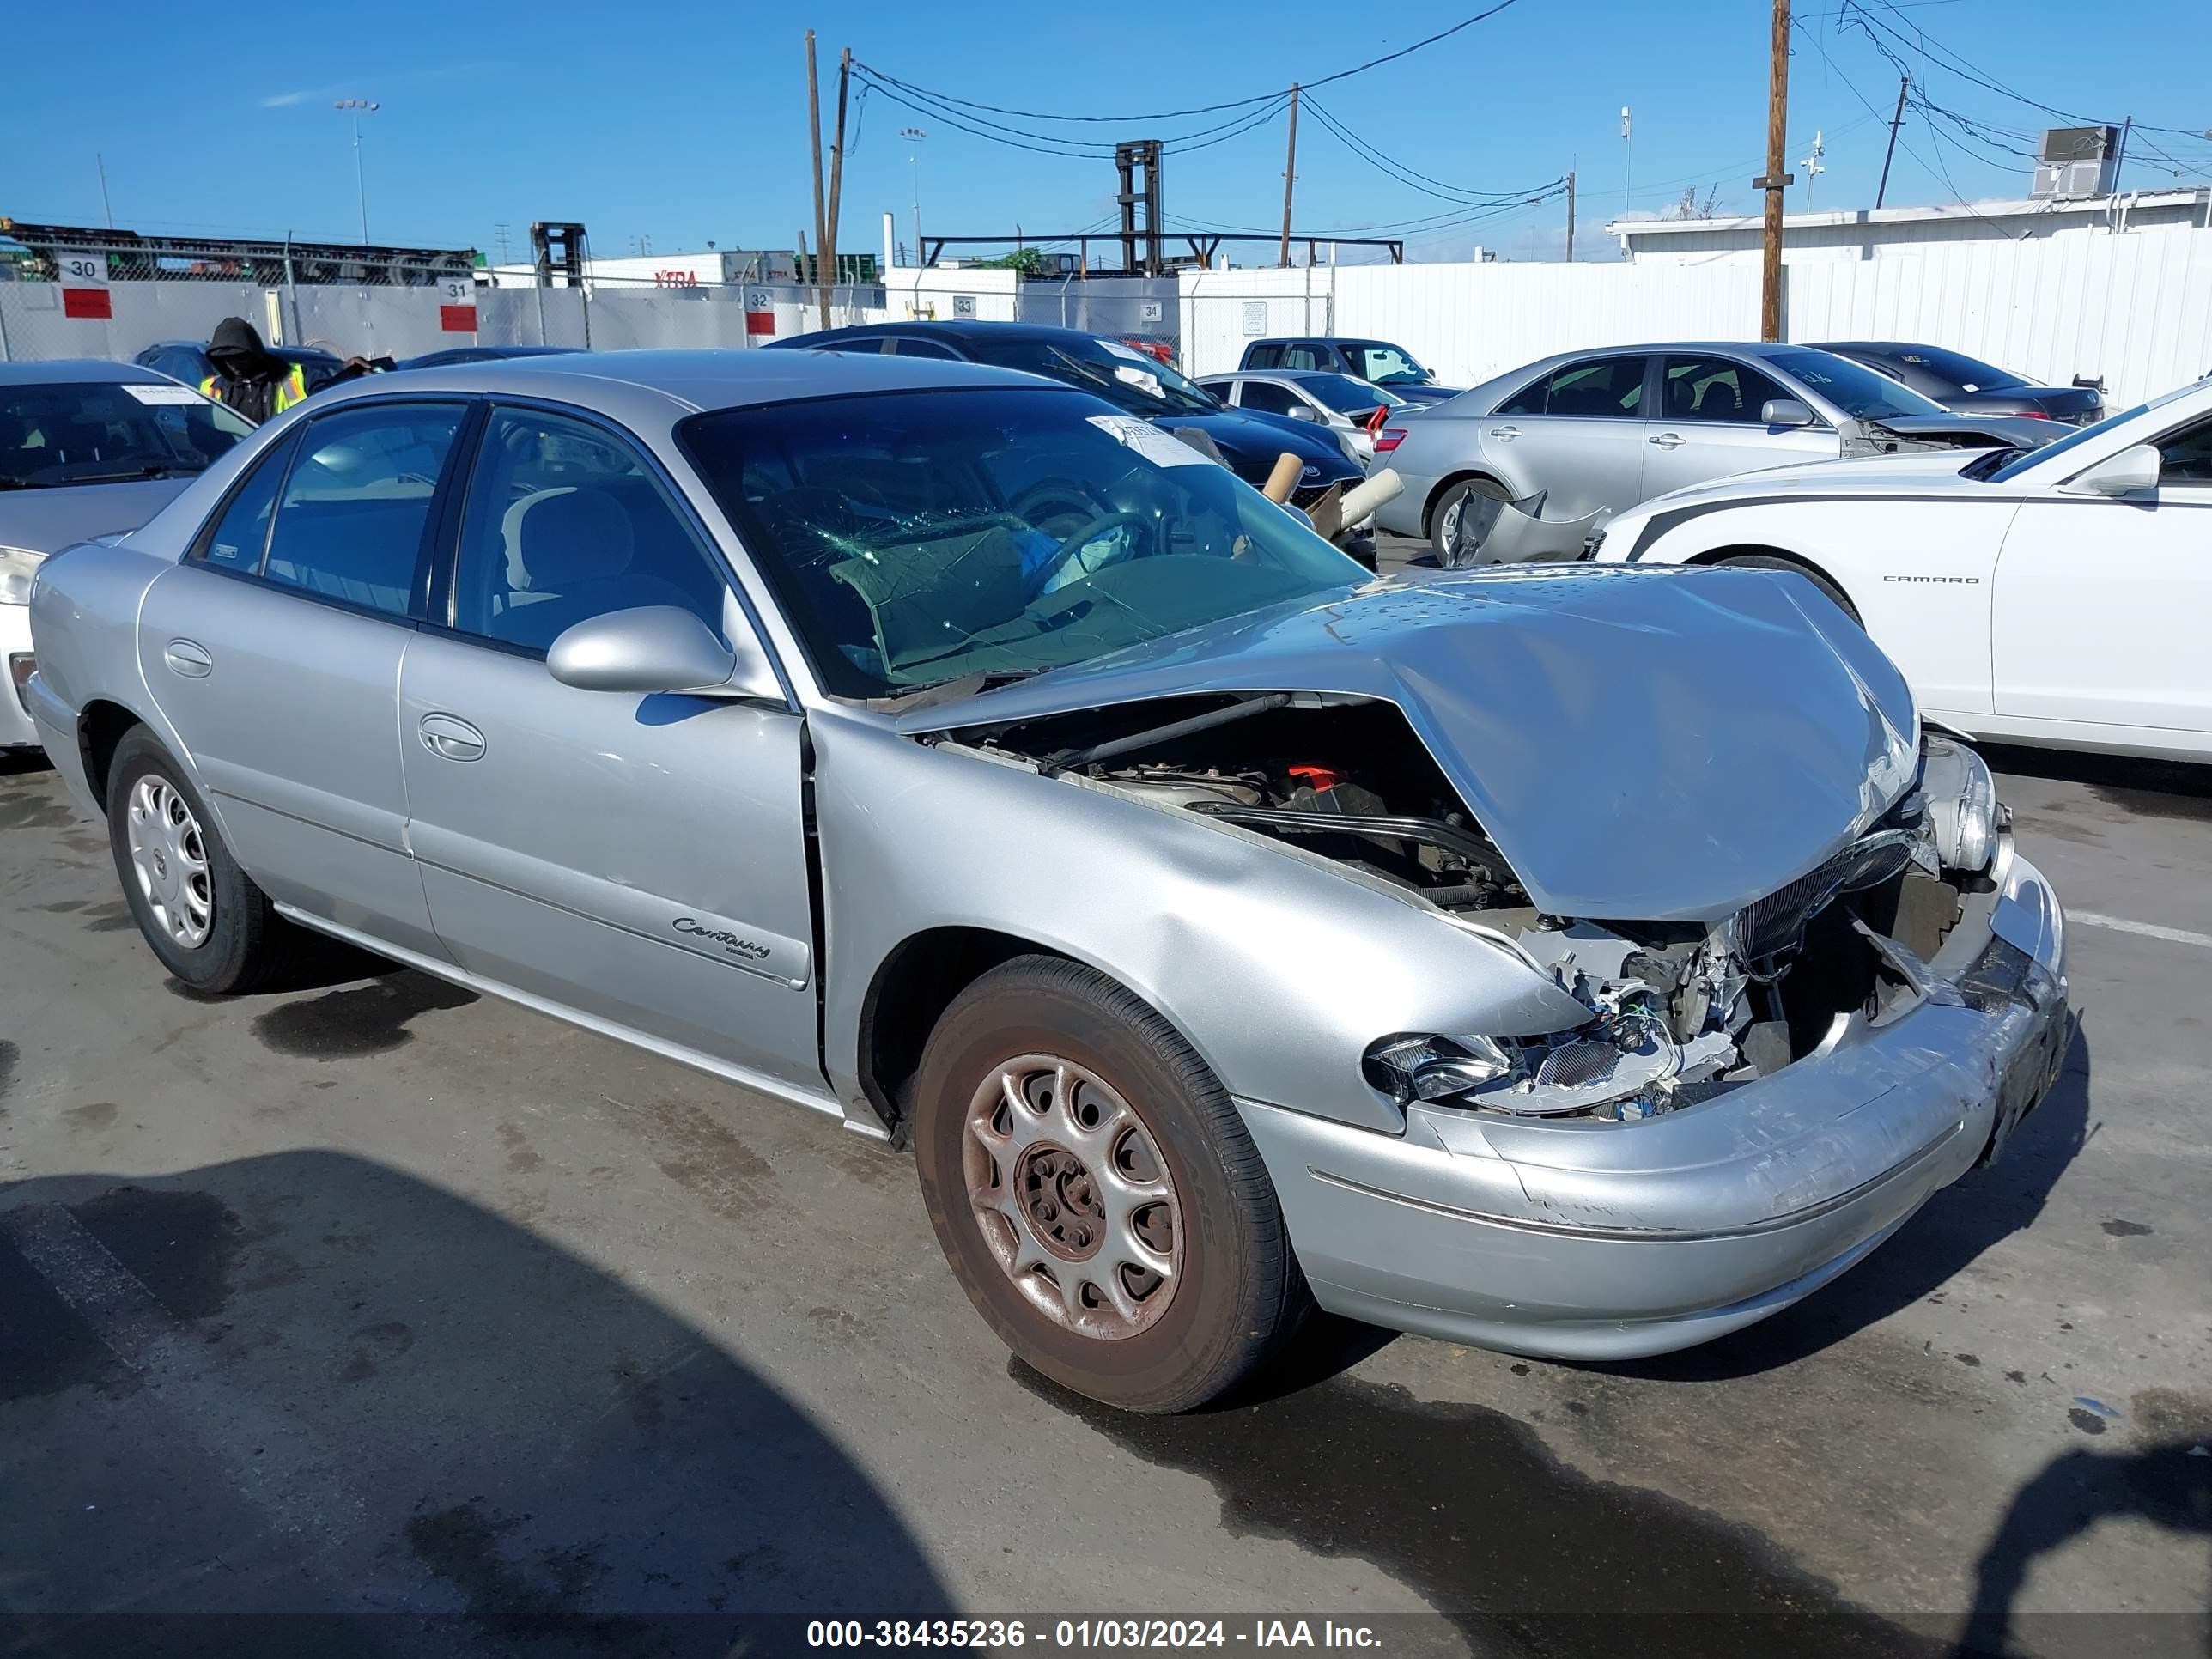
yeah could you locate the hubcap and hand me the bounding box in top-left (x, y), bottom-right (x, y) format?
top-left (125, 775), bottom-right (213, 949)
top-left (963, 1054), bottom-right (1182, 1340)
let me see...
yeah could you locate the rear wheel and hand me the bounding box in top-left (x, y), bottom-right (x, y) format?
top-left (106, 730), bottom-right (302, 994)
top-left (913, 956), bottom-right (1310, 1413)
top-left (1711, 552), bottom-right (1858, 621)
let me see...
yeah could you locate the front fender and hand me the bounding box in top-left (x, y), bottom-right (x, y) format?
top-left (808, 711), bottom-right (1588, 1134)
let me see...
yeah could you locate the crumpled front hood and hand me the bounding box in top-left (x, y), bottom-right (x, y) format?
top-left (903, 565), bottom-right (1920, 922)
top-left (0, 477), bottom-right (192, 555)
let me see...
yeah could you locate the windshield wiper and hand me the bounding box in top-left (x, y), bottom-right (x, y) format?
top-left (0, 478), bottom-right (43, 490)
top-left (62, 464), bottom-right (197, 485)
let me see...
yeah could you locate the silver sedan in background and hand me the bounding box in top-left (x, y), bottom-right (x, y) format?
top-left (1374, 341), bottom-right (2060, 562)
top-left (1, 360), bottom-right (252, 751)
top-left (25, 349), bottom-right (2069, 1413)
top-left (1197, 369), bottom-right (1408, 465)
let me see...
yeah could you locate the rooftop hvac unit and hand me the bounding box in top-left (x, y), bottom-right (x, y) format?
top-left (2031, 125), bottom-right (2120, 198)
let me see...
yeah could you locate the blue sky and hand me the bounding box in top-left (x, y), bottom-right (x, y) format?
top-left (5, 0), bottom-right (2206, 264)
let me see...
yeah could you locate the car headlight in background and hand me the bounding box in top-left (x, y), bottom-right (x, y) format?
top-left (0, 546), bottom-right (45, 607)
top-left (1920, 734), bottom-right (1998, 873)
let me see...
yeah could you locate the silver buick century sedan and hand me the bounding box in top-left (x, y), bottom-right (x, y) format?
top-left (25, 349), bottom-right (2071, 1413)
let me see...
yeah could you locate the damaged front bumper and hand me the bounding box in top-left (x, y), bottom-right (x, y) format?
top-left (1239, 845), bottom-right (2071, 1361)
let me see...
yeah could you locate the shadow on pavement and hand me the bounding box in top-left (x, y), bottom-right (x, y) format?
top-left (1592, 1026), bottom-right (2093, 1382)
top-left (1953, 1439), bottom-right (2212, 1658)
top-left (0, 1151), bottom-right (951, 1656)
top-left (1980, 743), bottom-right (2212, 819)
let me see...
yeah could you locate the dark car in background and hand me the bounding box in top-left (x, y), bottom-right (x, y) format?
top-left (772, 322), bottom-right (1373, 557)
top-left (1238, 337), bottom-right (1462, 404)
top-left (394, 343), bottom-right (586, 371)
top-left (1813, 342), bottom-right (2104, 425)
top-left (134, 339), bottom-right (346, 397)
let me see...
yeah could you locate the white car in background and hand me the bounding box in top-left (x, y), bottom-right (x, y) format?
top-left (1591, 374), bottom-right (2212, 761)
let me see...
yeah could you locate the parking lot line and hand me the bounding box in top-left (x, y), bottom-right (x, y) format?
top-left (2069, 911), bottom-right (2212, 951)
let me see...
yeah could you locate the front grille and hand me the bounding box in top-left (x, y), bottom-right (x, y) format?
top-left (1738, 829), bottom-right (1916, 960)
top-left (1291, 482), bottom-right (1340, 510)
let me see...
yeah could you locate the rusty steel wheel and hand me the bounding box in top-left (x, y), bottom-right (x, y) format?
top-left (913, 955), bottom-right (1310, 1413)
top-left (963, 1054), bottom-right (1182, 1340)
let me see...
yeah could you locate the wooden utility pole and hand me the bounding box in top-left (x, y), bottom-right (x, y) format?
top-left (1875, 76), bottom-right (1908, 209)
top-left (805, 31), bottom-right (830, 327)
top-left (1754, 0), bottom-right (1794, 341)
top-left (824, 46), bottom-right (852, 316)
top-left (1565, 170), bottom-right (1576, 261)
top-left (1278, 84), bottom-right (1301, 268)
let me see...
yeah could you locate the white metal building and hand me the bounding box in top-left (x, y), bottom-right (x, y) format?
top-left (1611, 188), bottom-right (2212, 266)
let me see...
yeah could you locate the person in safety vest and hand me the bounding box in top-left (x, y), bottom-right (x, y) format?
top-left (198, 318), bottom-right (309, 423)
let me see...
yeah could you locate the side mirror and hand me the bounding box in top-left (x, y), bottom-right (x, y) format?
top-left (547, 605), bottom-right (783, 700)
top-left (1285, 404), bottom-right (1322, 422)
top-left (2065, 442), bottom-right (2161, 497)
top-left (1761, 397), bottom-right (1816, 428)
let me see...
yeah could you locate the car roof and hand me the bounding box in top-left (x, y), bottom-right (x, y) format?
top-left (779, 319), bottom-right (1121, 350)
top-left (140, 339), bottom-right (343, 362)
top-left (303, 344), bottom-right (1059, 422)
top-left (0, 358), bottom-right (180, 387)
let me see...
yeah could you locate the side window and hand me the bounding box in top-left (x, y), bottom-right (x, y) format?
top-left (1494, 374), bottom-right (1551, 417)
top-left (262, 404), bottom-right (463, 617)
top-left (1662, 356), bottom-right (1790, 423)
top-left (2159, 416), bottom-right (2212, 485)
top-left (1281, 344), bottom-right (1324, 371)
top-left (818, 336), bottom-right (889, 355)
top-left (1196, 380), bottom-right (1237, 404)
top-left (887, 337), bottom-right (959, 360)
top-left (1538, 356), bottom-right (1646, 419)
top-left (193, 430), bottom-right (301, 570)
top-left (1243, 344), bottom-right (1283, 369)
top-left (1239, 381), bottom-right (1302, 416)
top-left (451, 406), bottom-right (730, 653)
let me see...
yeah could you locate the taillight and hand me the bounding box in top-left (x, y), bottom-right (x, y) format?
top-left (2022, 410), bottom-right (2052, 420)
top-left (1374, 428), bottom-right (1407, 453)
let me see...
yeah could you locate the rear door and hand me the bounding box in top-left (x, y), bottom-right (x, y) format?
top-left (1644, 353), bottom-right (1834, 498)
top-left (398, 400), bottom-right (823, 1095)
top-left (137, 399), bottom-right (471, 958)
top-left (1483, 354), bottom-right (1650, 517)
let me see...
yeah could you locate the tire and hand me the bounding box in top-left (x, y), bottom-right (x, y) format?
top-left (913, 956), bottom-right (1310, 1413)
top-left (1428, 476), bottom-right (1509, 565)
top-left (1713, 552), bottom-right (1859, 622)
top-left (106, 729), bottom-right (302, 994)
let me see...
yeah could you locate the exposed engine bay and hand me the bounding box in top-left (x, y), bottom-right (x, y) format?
top-left (961, 693), bottom-right (2002, 1126)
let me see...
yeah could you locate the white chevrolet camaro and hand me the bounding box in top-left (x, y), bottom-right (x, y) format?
top-left (1591, 374), bottom-right (2212, 761)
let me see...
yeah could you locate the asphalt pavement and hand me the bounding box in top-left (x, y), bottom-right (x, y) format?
top-left (2, 574), bottom-right (2208, 1656)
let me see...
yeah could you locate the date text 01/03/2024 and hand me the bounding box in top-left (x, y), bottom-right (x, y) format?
top-left (805, 1620), bottom-right (1385, 1649)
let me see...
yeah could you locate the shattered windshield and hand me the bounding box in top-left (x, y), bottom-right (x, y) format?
top-left (678, 387), bottom-right (1366, 698)
top-left (955, 335), bottom-right (1221, 416)
top-left (1, 380), bottom-right (252, 489)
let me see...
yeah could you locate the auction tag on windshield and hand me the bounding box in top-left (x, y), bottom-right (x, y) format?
top-left (122, 383), bottom-right (209, 405)
top-left (1087, 414), bottom-right (1209, 468)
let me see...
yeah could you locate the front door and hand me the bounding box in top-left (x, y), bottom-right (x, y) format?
top-left (1992, 410), bottom-right (2212, 741)
top-left (137, 401), bottom-right (470, 958)
top-left (398, 403), bottom-right (823, 1096)
top-left (1643, 354), bottom-right (1836, 501)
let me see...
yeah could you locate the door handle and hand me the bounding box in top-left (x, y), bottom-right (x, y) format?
top-left (1488, 425), bottom-right (1522, 441)
top-left (418, 713), bottom-right (487, 763)
top-left (1649, 431), bottom-right (1687, 448)
top-left (162, 639), bottom-right (212, 678)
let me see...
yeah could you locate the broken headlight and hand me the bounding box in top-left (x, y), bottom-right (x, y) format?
top-left (1363, 1033), bottom-right (1518, 1103)
top-left (1920, 735), bottom-right (1997, 873)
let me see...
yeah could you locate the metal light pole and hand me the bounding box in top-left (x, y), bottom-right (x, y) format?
top-left (900, 126), bottom-right (927, 265)
top-left (334, 98), bottom-right (380, 243)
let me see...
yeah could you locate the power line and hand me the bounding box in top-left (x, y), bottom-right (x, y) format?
top-left (850, 0), bottom-right (1527, 125)
top-left (1301, 94), bottom-right (1565, 206)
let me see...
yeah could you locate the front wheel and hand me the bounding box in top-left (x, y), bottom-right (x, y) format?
top-left (913, 957), bottom-right (1310, 1413)
top-left (1711, 552), bottom-right (1859, 622)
